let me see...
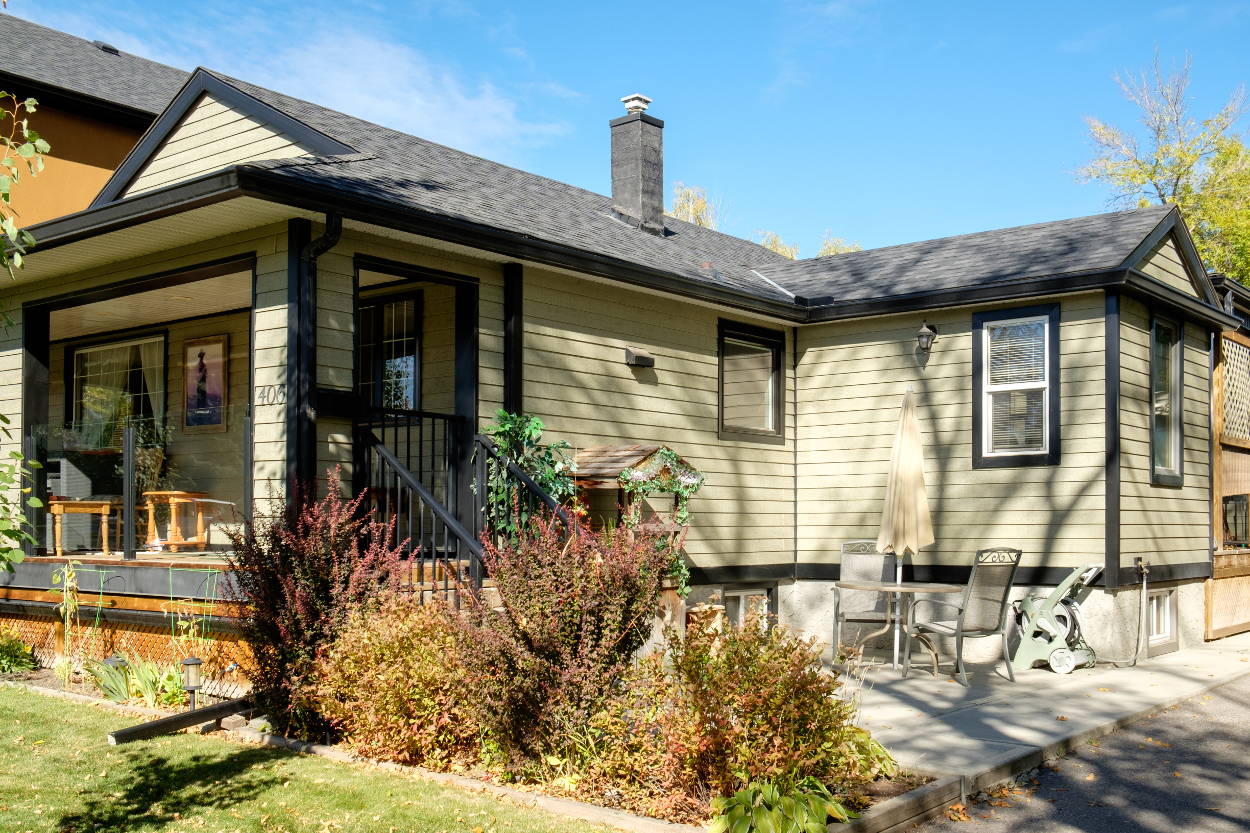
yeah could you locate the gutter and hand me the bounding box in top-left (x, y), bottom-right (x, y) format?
top-left (23, 167), bottom-right (1242, 330)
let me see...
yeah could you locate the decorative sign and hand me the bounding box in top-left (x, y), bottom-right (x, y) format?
top-left (183, 335), bottom-right (228, 434)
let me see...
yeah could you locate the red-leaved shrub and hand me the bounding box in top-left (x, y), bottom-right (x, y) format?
top-left (310, 596), bottom-right (480, 768)
top-left (227, 468), bottom-right (406, 737)
top-left (457, 510), bottom-right (670, 768)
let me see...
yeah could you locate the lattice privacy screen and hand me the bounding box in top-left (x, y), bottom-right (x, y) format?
top-left (1223, 337), bottom-right (1250, 443)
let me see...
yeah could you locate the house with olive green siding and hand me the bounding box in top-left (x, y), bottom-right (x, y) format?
top-left (1, 18), bottom-right (1242, 666)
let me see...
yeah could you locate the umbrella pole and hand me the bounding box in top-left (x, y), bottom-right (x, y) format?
top-left (893, 557), bottom-right (902, 668)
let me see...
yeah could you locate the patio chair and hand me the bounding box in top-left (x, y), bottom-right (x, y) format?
top-left (833, 541), bottom-right (898, 652)
top-left (903, 547), bottom-right (1022, 687)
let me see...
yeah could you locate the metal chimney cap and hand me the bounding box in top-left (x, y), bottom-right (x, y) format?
top-left (620, 93), bottom-right (652, 114)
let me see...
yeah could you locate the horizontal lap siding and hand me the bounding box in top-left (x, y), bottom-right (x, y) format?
top-left (1118, 296), bottom-right (1211, 564)
top-left (0, 307), bottom-right (23, 505)
top-left (1137, 237), bottom-right (1199, 297)
top-left (125, 94), bottom-right (313, 197)
top-left (523, 269), bottom-right (795, 572)
top-left (797, 293), bottom-right (1106, 574)
top-left (252, 244), bottom-right (288, 504)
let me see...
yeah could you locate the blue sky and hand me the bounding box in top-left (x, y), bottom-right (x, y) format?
top-left (10, 0), bottom-right (1250, 254)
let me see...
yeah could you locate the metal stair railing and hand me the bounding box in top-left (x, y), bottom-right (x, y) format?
top-left (356, 424), bottom-right (483, 605)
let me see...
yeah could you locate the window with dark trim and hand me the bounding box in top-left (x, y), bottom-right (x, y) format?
top-left (718, 321), bottom-right (784, 438)
top-left (1150, 314), bottom-right (1184, 486)
top-left (972, 304), bottom-right (1060, 468)
top-left (357, 293), bottom-right (422, 410)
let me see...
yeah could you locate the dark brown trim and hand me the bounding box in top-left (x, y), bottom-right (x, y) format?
top-left (23, 168), bottom-right (1240, 332)
top-left (1149, 313), bottom-right (1185, 488)
top-left (453, 280), bottom-right (480, 527)
top-left (26, 254), bottom-right (256, 312)
top-left (20, 305), bottom-right (50, 555)
top-left (91, 69), bottom-right (354, 208)
top-left (717, 319), bottom-right (786, 441)
top-left (971, 303), bottom-right (1061, 469)
top-left (1119, 205), bottom-right (1220, 306)
top-left (503, 262), bottom-right (524, 414)
top-left (354, 253), bottom-right (481, 288)
top-left (1105, 291), bottom-right (1122, 590)
top-left (0, 70), bottom-right (159, 130)
top-left (708, 561), bottom-right (1183, 588)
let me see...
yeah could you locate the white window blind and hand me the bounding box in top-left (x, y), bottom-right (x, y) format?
top-left (984, 317), bottom-right (1047, 454)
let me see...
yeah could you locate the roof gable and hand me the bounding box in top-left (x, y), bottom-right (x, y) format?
top-left (1118, 207), bottom-right (1219, 305)
top-left (91, 69), bottom-right (354, 207)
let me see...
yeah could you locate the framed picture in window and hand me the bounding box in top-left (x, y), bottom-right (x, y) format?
top-left (183, 335), bottom-right (228, 433)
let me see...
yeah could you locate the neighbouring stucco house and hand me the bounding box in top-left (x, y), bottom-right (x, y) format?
top-left (1, 16), bottom-right (1246, 671)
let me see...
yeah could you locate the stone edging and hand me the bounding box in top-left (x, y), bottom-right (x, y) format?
top-left (0, 680), bottom-right (982, 833)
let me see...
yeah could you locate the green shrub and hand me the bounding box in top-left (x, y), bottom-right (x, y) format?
top-left (0, 628), bottom-right (36, 673)
top-left (573, 609), bottom-right (895, 823)
top-left (85, 654), bottom-right (186, 708)
top-left (85, 659), bottom-right (129, 702)
top-left (457, 511), bottom-right (670, 770)
top-left (709, 780), bottom-right (857, 833)
top-left (310, 597), bottom-right (480, 769)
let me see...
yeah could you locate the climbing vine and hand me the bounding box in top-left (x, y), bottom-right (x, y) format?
top-left (618, 447), bottom-right (705, 597)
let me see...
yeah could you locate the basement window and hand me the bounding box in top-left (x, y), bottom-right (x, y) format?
top-left (1147, 587), bottom-right (1178, 657)
top-left (723, 587), bottom-right (773, 629)
top-left (718, 321), bottom-right (784, 439)
top-left (972, 305), bottom-right (1060, 468)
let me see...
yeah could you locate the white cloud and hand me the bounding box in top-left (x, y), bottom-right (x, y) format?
top-left (11, 3), bottom-right (570, 163)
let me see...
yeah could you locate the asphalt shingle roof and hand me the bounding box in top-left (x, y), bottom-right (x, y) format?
top-left (754, 206), bottom-right (1174, 303)
top-left (0, 13), bottom-right (187, 115)
top-left (199, 71), bottom-right (798, 302)
top-left (4, 12), bottom-right (1178, 312)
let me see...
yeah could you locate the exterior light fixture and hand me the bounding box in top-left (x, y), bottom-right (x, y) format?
top-left (916, 322), bottom-right (938, 353)
top-left (181, 656), bottom-right (203, 711)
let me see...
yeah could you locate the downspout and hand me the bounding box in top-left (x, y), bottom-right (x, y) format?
top-left (792, 325), bottom-right (800, 585)
top-left (293, 213), bottom-right (342, 489)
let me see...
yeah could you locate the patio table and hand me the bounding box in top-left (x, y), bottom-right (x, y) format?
top-left (833, 579), bottom-right (964, 672)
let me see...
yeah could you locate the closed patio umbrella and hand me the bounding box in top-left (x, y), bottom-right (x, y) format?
top-left (876, 388), bottom-right (935, 666)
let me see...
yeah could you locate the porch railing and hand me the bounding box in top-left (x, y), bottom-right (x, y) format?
top-left (355, 413), bottom-right (483, 601)
top-left (471, 435), bottom-right (572, 545)
top-left (355, 408), bottom-right (459, 502)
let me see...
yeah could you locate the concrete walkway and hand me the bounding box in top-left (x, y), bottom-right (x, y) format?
top-left (851, 632), bottom-right (1250, 788)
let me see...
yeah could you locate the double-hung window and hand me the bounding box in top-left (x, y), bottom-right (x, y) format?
top-left (718, 321), bottom-right (784, 439)
top-left (358, 295), bottom-right (421, 410)
top-left (972, 305), bottom-right (1060, 468)
top-left (1150, 315), bottom-right (1183, 486)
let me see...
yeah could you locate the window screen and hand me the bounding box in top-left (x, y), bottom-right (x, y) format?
top-left (719, 323), bottom-right (783, 437)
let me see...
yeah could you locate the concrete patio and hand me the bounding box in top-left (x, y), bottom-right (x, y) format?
top-left (850, 632), bottom-right (1250, 789)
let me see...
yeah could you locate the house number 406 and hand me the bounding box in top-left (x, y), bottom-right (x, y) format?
top-left (255, 384), bottom-right (287, 406)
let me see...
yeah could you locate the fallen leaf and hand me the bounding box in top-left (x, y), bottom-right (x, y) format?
top-left (1085, 774), bottom-right (1097, 781)
top-left (1173, 772), bottom-right (1183, 778)
top-left (1056, 715), bottom-right (1069, 721)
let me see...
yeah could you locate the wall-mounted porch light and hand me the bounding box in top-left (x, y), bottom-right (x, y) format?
top-left (181, 656), bottom-right (202, 711)
top-left (916, 322), bottom-right (939, 353)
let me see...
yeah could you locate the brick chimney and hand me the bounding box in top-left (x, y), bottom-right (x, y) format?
top-left (610, 93), bottom-right (664, 234)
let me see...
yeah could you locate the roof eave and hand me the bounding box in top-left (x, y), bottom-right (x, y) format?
top-left (25, 166), bottom-right (806, 323)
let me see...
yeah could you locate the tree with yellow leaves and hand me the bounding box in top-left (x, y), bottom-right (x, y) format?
top-left (1081, 56), bottom-right (1250, 282)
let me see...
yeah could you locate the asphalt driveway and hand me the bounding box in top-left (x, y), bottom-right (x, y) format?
top-left (914, 673), bottom-right (1250, 833)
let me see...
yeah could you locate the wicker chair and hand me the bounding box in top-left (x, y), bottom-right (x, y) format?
top-left (904, 547), bottom-right (1022, 686)
top-left (833, 541), bottom-right (898, 652)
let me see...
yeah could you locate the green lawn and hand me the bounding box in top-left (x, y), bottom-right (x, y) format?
top-left (0, 684), bottom-right (611, 833)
